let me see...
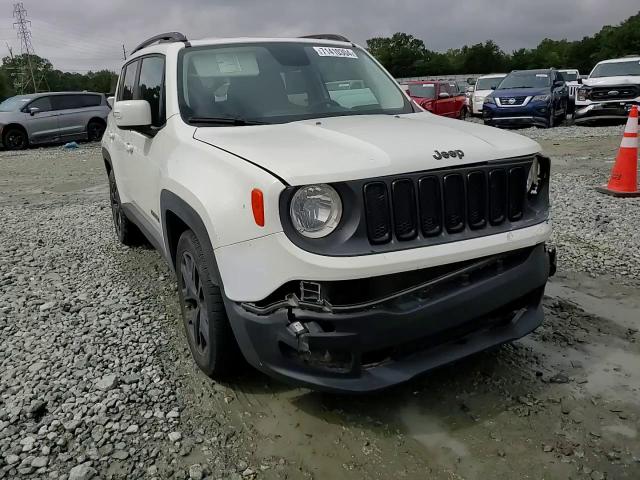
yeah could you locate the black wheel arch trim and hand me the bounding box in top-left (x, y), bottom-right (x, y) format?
top-left (160, 189), bottom-right (221, 284)
top-left (102, 147), bottom-right (112, 174)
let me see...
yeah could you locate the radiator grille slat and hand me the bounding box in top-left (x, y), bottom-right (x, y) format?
top-left (364, 182), bottom-right (391, 244)
top-left (443, 174), bottom-right (465, 233)
top-left (467, 171), bottom-right (487, 230)
top-left (418, 176), bottom-right (442, 237)
top-left (489, 169), bottom-right (507, 225)
top-left (392, 179), bottom-right (418, 241)
top-left (508, 167), bottom-right (526, 221)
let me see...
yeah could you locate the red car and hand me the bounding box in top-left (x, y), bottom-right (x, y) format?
top-left (403, 81), bottom-right (467, 119)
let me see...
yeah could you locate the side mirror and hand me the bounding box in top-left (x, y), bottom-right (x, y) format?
top-left (28, 107), bottom-right (40, 116)
top-left (113, 100), bottom-right (152, 129)
top-left (107, 96), bottom-right (115, 109)
top-left (438, 92), bottom-right (450, 99)
top-left (577, 78), bottom-right (583, 84)
top-left (554, 80), bottom-right (565, 88)
top-left (491, 86), bottom-right (496, 90)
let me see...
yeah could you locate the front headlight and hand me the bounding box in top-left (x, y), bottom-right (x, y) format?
top-left (577, 88), bottom-right (588, 101)
top-left (483, 96), bottom-right (495, 104)
top-left (290, 184), bottom-right (342, 238)
top-left (527, 158), bottom-right (540, 194)
top-left (532, 95), bottom-right (550, 102)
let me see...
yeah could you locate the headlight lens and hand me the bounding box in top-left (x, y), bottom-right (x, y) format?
top-left (532, 95), bottom-right (551, 102)
top-left (483, 96), bottom-right (495, 104)
top-left (290, 184), bottom-right (342, 238)
top-left (577, 88), bottom-right (588, 101)
top-left (527, 158), bottom-right (540, 194)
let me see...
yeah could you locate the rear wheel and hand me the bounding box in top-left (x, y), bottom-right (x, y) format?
top-left (108, 170), bottom-right (142, 246)
top-left (3, 127), bottom-right (28, 150)
top-left (176, 230), bottom-right (240, 378)
top-left (87, 120), bottom-right (106, 142)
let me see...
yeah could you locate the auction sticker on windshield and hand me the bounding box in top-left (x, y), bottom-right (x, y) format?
top-left (313, 47), bottom-right (358, 59)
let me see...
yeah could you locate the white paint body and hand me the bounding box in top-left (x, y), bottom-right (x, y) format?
top-left (471, 74), bottom-right (507, 115)
top-left (576, 57), bottom-right (640, 109)
top-left (104, 37), bottom-right (549, 302)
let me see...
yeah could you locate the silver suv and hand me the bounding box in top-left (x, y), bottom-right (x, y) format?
top-left (0, 91), bottom-right (110, 150)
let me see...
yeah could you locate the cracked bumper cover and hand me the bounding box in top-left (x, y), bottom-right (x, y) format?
top-left (224, 243), bottom-right (553, 393)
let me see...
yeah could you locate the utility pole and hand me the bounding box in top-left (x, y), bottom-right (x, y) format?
top-left (122, 44), bottom-right (127, 61)
top-left (12, 2), bottom-right (40, 93)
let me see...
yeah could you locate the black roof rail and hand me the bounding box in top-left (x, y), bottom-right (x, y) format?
top-left (131, 32), bottom-right (189, 55)
top-left (300, 34), bottom-right (351, 43)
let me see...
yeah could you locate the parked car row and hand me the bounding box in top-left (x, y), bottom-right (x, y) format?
top-left (0, 91), bottom-right (109, 150)
top-left (463, 55), bottom-right (639, 128)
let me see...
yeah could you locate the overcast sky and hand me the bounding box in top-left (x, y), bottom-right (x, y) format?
top-left (0, 0), bottom-right (637, 72)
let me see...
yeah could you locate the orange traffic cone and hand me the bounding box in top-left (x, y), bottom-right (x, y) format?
top-left (596, 105), bottom-right (640, 197)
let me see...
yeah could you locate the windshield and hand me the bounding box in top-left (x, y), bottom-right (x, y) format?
top-left (590, 60), bottom-right (640, 78)
top-left (407, 84), bottom-right (436, 99)
top-left (560, 72), bottom-right (578, 81)
top-left (0, 95), bottom-right (31, 112)
top-left (178, 43), bottom-right (413, 124)
top-left (497, 72), bottom-right (550, 89)
top-left (476, 77), bottom-right (505, 90)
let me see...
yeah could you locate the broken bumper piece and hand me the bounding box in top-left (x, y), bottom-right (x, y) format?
top-left (224, 244), bottom-right (552, 393)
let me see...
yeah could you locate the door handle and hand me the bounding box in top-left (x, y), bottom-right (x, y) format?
top-left (126, 143), bottom-right (134, 153)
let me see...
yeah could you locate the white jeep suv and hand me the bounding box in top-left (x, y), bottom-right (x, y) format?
top-left (104, 32), bottom-right (554, 393)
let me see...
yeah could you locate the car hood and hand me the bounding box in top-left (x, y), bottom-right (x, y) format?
top-left (583, 76), bottom-right (640, 87)
top-left (193, 113), bottom-right (541, 185)
top-left (473, 89), bottom-right (493, 98)
top-left (492, 88), bottom-right (549, 98)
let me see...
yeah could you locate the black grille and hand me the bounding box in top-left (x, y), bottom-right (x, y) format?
top-left (363, 160), bottom-right (534, 245)
top-left (363, 182), bottom-right (391, 244)
top-left (498, 96), bottom-right (527, 106)
top-left (590, 85), bottom-right (639, 101)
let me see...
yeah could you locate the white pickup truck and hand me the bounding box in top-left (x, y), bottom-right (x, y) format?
top-left (574, 56), bottom-right (640, 124)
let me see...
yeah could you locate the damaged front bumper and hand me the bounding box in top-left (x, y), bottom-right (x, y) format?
top-left (574, 101), bottom-right (639, 123)
top-left (225, 243), bottom-right (555, 393)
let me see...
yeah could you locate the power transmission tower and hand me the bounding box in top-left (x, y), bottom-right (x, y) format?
top-left (12, 2), bottom-right (43, 93)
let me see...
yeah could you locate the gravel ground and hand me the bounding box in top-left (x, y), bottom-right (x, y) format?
top-left (1, 128), bottom-right (639, 480)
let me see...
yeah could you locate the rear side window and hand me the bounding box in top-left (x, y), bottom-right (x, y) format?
top-left (118, 61), bottom-right (139, 101)
top-left (27, 97), bottom-right (52, 112)
top-left (138, 56), bottom-right (165, 127)
top-left (51, 95), bottom-right (85, 110)
top-left (82, 94), bottom-right (102, 107)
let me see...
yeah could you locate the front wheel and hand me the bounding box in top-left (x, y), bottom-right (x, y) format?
top-left (3, 127), bottom-right (28, 150)
top-left (546, 107), bottom-right (555, 128)
top-left (458, 107), bottom-right (467, 121)
top-left (176, 230), bottom-right (240, 378)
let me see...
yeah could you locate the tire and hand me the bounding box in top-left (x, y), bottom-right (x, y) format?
top-left (458, 107), bottom-right (467, 121)
top-left (108, 170), bottom-right (142, 246)
top-left (87, 120), bottom-right (106, 142)
top-left (176, 230), bottom-right (240, 378)
top-left (3, 127), bottom-right (28, 150)
top-left (546, 107), bottom-right (555, 129)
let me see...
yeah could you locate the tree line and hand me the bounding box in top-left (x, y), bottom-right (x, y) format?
top-left (367, 11), bottom-right (640, 78)
top-left (0, 54), bottom-right (117, 100)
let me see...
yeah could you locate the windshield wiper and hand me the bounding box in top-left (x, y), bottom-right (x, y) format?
top-left (187, 116), bottom-right (269, 126)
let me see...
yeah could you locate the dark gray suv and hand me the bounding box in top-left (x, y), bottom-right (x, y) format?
top-left (0, 91), bottom-right (110, 150)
